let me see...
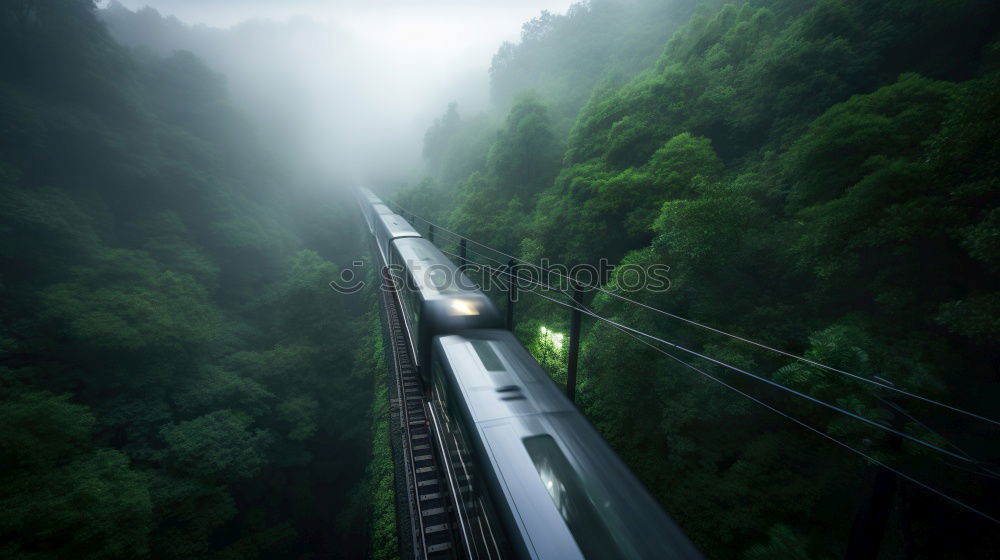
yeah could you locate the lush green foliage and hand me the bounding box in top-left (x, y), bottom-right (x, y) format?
top-left (401, 0), bottom-right (1000, 557)
top-left (490, 0), bottom-right (704, 130)
top-left (1, 2), bottom-right (372, 557)
top-left (357, 305), bottom-right (400, 560)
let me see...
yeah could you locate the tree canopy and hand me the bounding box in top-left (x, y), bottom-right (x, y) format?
top-left (400, 0), bottom-right (1000, 557)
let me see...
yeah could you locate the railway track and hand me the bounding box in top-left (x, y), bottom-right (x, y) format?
top-left (380, 267), bottom-right (458, 559)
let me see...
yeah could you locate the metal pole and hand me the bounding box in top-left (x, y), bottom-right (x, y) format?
top-left (845, 396), bottom-right (903, 559)
top-left (566, 281), bottom-right (583, 402)
top-left (506, 259), bottom-right (516, 330)
top-left (459, 239), bottom-right (467, 263)
top-left (428, 224), bottom-right (435, 243)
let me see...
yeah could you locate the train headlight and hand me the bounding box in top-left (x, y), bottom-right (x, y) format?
top-left (449, 299), bottom-right (480, 316)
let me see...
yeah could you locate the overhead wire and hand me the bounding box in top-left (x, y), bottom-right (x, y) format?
top-left (387, 199), bottom-right (1000, 428)
top-left (877, 396), bottom-right (973, 461)
top-left (610, 322), bottom-right (1000, 526)
top-left (525, 268), bottom-right (1000, 521)
top-left (381, 199), bottom-right (1000, 525)
top-left (442, 243), bottom-right (1000, 523)
top-left (437, 247), bottom-right (981, 467)
top-left (523, 287), bottom-right (977, 464)
top-left (877, 397), bottom-right (1000, 480)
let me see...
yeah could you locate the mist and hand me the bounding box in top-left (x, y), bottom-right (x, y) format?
top-left (100, 0), bottom-right (575, 186)
top-left (6, 2), bottom-right (1000, 558)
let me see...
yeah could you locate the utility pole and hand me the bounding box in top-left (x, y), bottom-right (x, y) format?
top-left (845, 394), bottom-right (904, 559)
top-left (566, 280), bottom-right (583, 402)
top-left (506, 259), bottom-right (516, 330)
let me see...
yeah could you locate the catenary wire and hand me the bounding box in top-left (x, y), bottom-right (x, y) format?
top-left (381, 199), bottom-right (1000, 523)
top-left (876, 397), bottom-right (1000, 480)
top-left (388, 199), bottom-right (1000, 428)
top-left (436, 247), bottom-right (980, 466)
top-left (877, 396), bottom-right (973, 461)
top-left (452, 245), bottom-right (1000, 478)
top-left (611, 321), bottom-right (1000, 526)
top-left (451, 237), bottom-right (1000, 521)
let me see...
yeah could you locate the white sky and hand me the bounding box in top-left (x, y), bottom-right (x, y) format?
top-left (101, 1), bottom-right (579, 183)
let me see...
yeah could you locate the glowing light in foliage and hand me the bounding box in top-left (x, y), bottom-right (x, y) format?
top-left (539, 326), bottom-right (565, 350)
top-left (449, 299), bottom-right (479, 316)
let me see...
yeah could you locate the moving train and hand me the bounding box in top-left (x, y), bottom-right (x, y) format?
top-left (357, 188), bottom-right (702, 560)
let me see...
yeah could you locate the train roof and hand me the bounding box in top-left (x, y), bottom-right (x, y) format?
top-left (391, 237), bottom-right (485, 299)
top-left (376, 212), bottom-right (420, 240)
top-left (371, 203), bottom-right (393, 215)
top-left (359, 187), bottom-right (381, 204)
top-left (436, 330), bottom-right (573, 421)
top-left (435, 330), bottom-right (703, 560)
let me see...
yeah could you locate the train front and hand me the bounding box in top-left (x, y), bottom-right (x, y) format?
top-left (389, 237), bottom-right (502, 383)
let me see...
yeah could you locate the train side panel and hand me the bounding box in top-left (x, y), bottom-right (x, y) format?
top-left (375, 212), bottom-right (420, 266)
top-left (432, 331), bottom-right (703, 560)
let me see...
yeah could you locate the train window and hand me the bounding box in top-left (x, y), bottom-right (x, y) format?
top-left (471, 340), bottom-right (504, 371)
top-left (404, 270), bottom-right (419, 326)
top-left (523, 436), bottom-right (625, 560)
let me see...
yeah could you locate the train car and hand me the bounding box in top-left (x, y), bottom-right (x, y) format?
top-left (429, 330), bottom-right (703, 560)
top-left (359, 187), bottom-right (380, 207)
top-left (389, 237), bottom-right (502, 382)
top-left (357, 188), bottom-right (394, 234)
top-left (368, 203), bottom-right (393, 234)
top-left (374, 211), bottom-right (420, 266)
top-left (356, 187), bottom-right (698, 557)
top-left (357, 188), bottom-right (382, 231)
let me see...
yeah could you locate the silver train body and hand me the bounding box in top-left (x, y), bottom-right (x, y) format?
top-left (357, 188), bottom-right (702, 560)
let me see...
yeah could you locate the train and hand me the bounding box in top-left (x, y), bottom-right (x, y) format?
top-left (357, 187), bottom-right (702, 560)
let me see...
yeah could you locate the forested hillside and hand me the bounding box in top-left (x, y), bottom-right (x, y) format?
top-left (489, 0), bottom-right (703, 129)
top-left (399, 0), bottom-right (1000, 557)
top-left (0, 2), bottom-right (373, 558)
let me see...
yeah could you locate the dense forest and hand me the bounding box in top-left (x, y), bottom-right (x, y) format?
top-left (399, 0), bottom-right (1000, 558)
top-left (0, 2), bottom-right (379, 558)
top-left (3, 0), bottom-right (999, 559)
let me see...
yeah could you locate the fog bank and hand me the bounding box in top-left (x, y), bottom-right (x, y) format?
top-left (101, 0), bottom-right (575, 185)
